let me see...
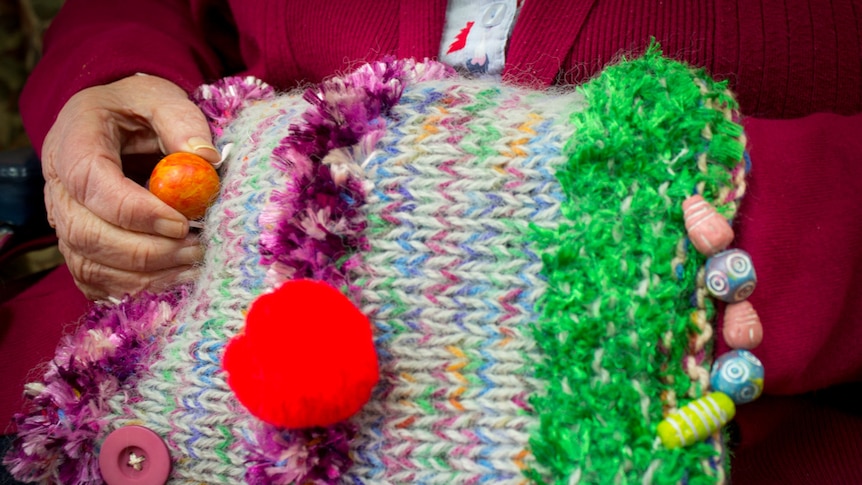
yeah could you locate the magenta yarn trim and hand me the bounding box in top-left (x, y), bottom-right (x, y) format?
top-left (259, 58), bottom-right (455, 292)
top-left (244, 423), bottom-right (357, 485)
top-left (247, 59), bottom-right (455, 484)
top-left (3, 288), bottom-right (188, 484)
top-left (192, 76), bottom-right (276, 137)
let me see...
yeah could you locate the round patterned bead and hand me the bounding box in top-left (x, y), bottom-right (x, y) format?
top-left (683, 195), bottom-right (734, 256)
top-left (705, 249), bottom-right (757, 303)
top-left (710, 349), bottom-right (764, 404)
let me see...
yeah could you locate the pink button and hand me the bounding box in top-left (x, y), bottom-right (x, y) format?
top-left (99, 425), bottom-right (171, 485)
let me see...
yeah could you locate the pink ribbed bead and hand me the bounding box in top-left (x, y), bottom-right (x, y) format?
top-left (683, 194), bottom-right (735, 256)
top-left (723, 300), bottom-right (764, 350)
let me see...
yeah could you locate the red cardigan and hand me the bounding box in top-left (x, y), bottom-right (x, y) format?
top-left (17, 0), bottom-right (862, 482)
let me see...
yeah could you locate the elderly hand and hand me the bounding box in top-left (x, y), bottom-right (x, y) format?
top-left (41, 74), bottom-right (219, 300)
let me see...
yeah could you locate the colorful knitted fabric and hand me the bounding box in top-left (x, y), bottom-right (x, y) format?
top-left (5, 46), bottom-right (747, 484)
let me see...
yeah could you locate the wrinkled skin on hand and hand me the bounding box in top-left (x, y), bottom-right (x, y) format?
top-left (41, 74), bottom-right (220, 300)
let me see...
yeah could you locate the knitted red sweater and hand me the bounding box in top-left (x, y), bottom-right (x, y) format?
top-left (17, 0), bottom-right (862, 482)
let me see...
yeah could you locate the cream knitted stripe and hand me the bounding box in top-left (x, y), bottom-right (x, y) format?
top-left (346, 80), bottom-right (582, 483)
top-left (105, 99), bottom-right (307, 484)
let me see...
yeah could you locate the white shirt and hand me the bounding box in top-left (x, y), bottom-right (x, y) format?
top-left (438, 0), bottom-right (521, 79)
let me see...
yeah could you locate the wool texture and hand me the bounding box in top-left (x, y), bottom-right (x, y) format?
top-left (5, 47), bottom-right (747, 484)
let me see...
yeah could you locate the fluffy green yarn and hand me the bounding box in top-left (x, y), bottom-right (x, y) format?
top-left (527, 44), bottom-right (744, 484)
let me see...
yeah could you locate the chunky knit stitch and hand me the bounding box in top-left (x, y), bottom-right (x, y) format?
top-left (5, 48), bottom-right (747, 484)
top-left (345, 76), bottom-right (577, 483)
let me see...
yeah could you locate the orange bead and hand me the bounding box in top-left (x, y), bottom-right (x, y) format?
top-left (683, 195), bottom-right (734, 256)
top-left (723, 300), bottom-right (763, 350)
top-left (149, 152), bottom-right (220, 220)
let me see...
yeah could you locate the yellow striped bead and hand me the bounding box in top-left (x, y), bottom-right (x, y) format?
top-left (657, 392), bottom-right (736, 449)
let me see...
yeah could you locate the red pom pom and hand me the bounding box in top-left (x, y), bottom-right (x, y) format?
top-left (223, 279), bottom-right (378, 429)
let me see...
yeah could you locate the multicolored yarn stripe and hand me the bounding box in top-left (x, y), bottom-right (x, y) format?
top-left (5, 48), bottom-right (748, 484)
top-left (344, 79), bottom-right (578, 483)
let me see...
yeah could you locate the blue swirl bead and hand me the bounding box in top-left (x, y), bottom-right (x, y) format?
top-left (705, 249), bottom-right (757, 303)
top-left (710, 350), bottom-right (765, 404)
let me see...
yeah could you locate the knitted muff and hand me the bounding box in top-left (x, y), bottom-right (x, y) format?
top-left (5, 45), bottom-right (749, 484)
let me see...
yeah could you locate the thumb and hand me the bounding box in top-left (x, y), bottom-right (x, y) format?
top-left (122, 74), bottom-right (221, 165)
top-left (152, 99), bottom-right (221, 163)
top-left (152, 100), bottom-right (221, 164)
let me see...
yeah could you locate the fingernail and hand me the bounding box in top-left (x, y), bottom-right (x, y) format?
top-left (185, 136), bottom-right (219, 156)
top-left (176, 245), bottom-right (205, 265)
top-left (154, 218), bottom-right (186, 238)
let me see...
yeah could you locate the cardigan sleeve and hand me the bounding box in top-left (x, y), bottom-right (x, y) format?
top-left (19, 0), bottom-right (233, 156)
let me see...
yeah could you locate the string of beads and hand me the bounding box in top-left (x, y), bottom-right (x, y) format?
top-left (658, 194), bottom-right (764, 449)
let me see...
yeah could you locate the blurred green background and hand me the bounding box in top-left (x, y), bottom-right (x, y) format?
top-left (0, 0), bottom-right (64, 150)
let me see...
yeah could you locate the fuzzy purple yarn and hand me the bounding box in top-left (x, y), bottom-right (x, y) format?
top-left (257, 61), bottom-right (411, 288)
top-left (260, 146), bottom-right (368, 289)
top-left (259, 59), bottom-right (455, 288)
top-left (3, 288), bottom-right (187, 484)
top-left (245, 422), bottom-right (356, 485)
top-left (290, 59), bottom-right (412, 158)
top-left (249, 59), bottom-right (454, 484)
top-left (192, 76), bottom-right (276, 137)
